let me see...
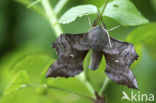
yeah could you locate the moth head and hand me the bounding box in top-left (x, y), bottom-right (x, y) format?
top-left (88, 25), bottom-right (110, 50)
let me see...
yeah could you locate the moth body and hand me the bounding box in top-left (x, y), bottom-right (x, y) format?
top-left (88, 26), bottom-right (109, 51)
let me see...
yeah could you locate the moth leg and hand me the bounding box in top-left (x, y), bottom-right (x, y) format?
top-left (106, 31), bottom-right (112, 48)
top-left (100, 18), bottom-right (112, 48)
top-left (87, 14), bottom-right (92, 28)
top-left (107, 25), bottom-right (121, 32)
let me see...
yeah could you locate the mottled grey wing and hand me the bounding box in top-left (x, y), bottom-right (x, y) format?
top-left (46, 33), bottom-right (90, 78)
top-left (103, 38), bottom-right (139, 89)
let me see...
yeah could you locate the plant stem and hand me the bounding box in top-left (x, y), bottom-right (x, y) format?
top-left (77, 51), bottom-right (96, 98)
top-left (99, 77), bottom-right (109, 96)
top-left (27, 0), bottom-right (41, 8)
top-left (97, 0), bottom-right (109, 24)
top-left (54, 0), bottom-right (68, 14)
top-left (77, 73), bottom-right (95, 98)
top-left (41, 0), bottom-right (63, 36)
top-left (83, 53), bottom-right (96, 98)
top-left (85, 80), bottom-right (95, 98)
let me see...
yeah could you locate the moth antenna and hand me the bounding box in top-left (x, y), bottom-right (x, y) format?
top-left (104, 30), bottom-right (112, 48)
top-left (101, 18), bottom-right (106, 29)
top-left (87, 14), bottom-right (92, 28)
top-left (101, 18), bottom-right (112, 48)
top-left (107, 32), bottom-right (112, 48)
top-left (107, 25), bottom-right (121, 32)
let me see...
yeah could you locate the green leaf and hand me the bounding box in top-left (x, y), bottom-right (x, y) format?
top-left (127, 23), bottom-right (156, 58)
top-left (130, 44), bottom-right (143, 68)
top-left (3, 71), bottom-right (29, 95)
top-left (103, 0), bottom-right (149, 26)
top-left (0, 92), bottom-right (16, 103)
top-left (83, 51), bottom-right (91, 80)
top-left (35, 84), bottom-right (48, 96)
top-left (40, 59), bottom-right (55, 84)
top-left (15, 0), bottom-right (45, 16)
top-left (81, 0), bottom-right (106, 8)
top-left (27, 0), bottom-right (41, 8)
top-left (58, 5), bottom-right (97, 24)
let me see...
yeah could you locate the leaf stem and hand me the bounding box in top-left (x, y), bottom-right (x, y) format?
top-left (27, 0), bottom-right (41, 8)
top-left (54, 0), bottom-right (68, 14)
top-left (98, 0), bottom-right (109, 24)
top-left (77, 73), bottom-right (95, 98)
top-left (99, 77), bottom-right (109, 96)
top-left (85, 80), bottom-right (95, 98)
top-left (77, 51), bottom-right (96, 98)
top-left (41, 0), bottom-right (63, 36)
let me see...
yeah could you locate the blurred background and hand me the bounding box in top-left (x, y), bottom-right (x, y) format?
top-left (0, 0), bottom-right (156, 103)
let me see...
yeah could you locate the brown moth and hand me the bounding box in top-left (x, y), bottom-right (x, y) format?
top-left (46, 23), bottom-right (139, 89)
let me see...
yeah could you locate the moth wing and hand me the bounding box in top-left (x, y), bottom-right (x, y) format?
top-left (46, 33), bottom-right (90, 78)
top-left (103, 37), bottom-right (139, 89)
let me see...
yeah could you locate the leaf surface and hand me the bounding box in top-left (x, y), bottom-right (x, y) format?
top-left (127, 23), bottom-right (156, 58)
top-left (103, 0), bottom-right (149, 26)
top-left (58, 5), bottom-right (97, 24)
top-left (3, 71), bottom-right (29, 95)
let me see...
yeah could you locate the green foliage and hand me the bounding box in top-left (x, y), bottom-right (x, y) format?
top-left (58, 0), bottom-right (148, 26)
top-left (0, 92), bottom-right (16, 103)
top-left (27, 0), bottom-right (41, 8)
top-left (0, 71), bottom-right (29, 103)
top-left (0, 0), bottom-right (156, 103)
top-left (15, 0), bottom-right (45, 16)
top-left (104, 0), bottom-right (149, 26)
top-left (40, 59), bottom-right (55, 84)
top-left (81, 0), bottom-right (106, 7)
top-left (83, 50), bottom-right (91, 80)
top-left (127, 23), bottom-right (156, 58)
top-left (58, 5), bottom-right (97, 24)
top-left (3, 71), bottom-right (29, 95)
top-left (35, 84), bottom-right (48, 96)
